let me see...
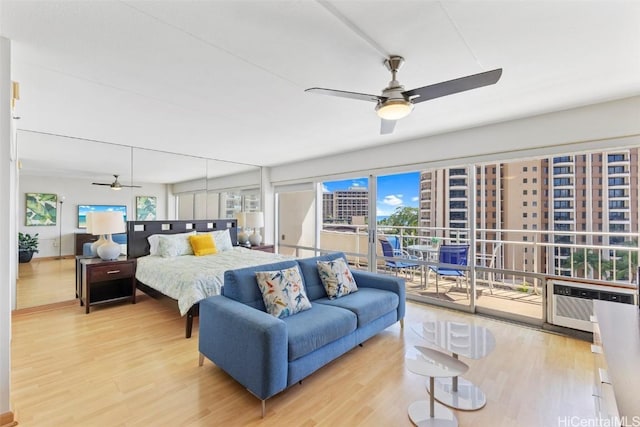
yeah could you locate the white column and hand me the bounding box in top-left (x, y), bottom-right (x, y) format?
top-left (0, 35), bottom-right (17, 422)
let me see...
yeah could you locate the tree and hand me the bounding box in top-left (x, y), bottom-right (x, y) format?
top-left (377, 206), bottom-right (418, 238)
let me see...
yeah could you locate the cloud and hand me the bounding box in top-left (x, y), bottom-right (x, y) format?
top-left (411, 196), bottom-right (419, 202)
top-left (382, 194), bottom-right (403, 206)
top-left (322, 184), bottom-right (329, 193)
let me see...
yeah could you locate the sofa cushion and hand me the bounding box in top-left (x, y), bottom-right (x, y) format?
top-left (255, 265), bottom-right (312, 319)
top-left (314, 288), bottom-right (399, 328)
top-left (283, 304), bottom-right (357, 361)
top-left (223, 260), bottom-right (300, 310)
top-left (316, 258), bottom-right (358, 299)
top-left (297, 252), bottom-right (348, 301)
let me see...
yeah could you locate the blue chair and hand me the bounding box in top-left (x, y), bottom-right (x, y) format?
top-left (380, 238), bottom-right (420, 280)
top-left (385, 235), bottom-right (402, 254)
top-left (428, 245), bottom-right (469, 295)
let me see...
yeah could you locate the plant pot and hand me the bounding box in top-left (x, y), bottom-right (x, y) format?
top-left (18, 250), bottom-right (34, 263)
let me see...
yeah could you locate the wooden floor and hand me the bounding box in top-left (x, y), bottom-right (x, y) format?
top-left (11, 279), bottom-right (596, 426)
top-left (16, 258), bottom-right (76, 309)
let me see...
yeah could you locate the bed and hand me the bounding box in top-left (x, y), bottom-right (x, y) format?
top-left (127, 219), bottom-right (290, 337)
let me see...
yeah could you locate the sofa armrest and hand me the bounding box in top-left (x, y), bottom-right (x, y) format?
top-left (351, 270), bottom-right (406, 320)
top-left (199, 296), bottom-right (288, 400)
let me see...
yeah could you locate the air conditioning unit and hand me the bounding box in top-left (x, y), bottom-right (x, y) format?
top-left (547, 279), bottom-right (636, 332)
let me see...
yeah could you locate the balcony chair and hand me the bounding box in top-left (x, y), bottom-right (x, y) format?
top-left (476, 242), bottom-right (502, 294)
top-left (385, 235), bottom-right (402, 254)
top-left (379, 238), bottom-right (421, 281)
top-left (428, 244), bottom-right (470, 295)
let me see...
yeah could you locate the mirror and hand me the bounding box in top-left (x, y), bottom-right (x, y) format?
top-left (15, 131), bottom-right (261, 310)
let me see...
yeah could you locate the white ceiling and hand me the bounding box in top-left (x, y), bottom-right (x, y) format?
top-left (2, 1), bottom-right (639, 176)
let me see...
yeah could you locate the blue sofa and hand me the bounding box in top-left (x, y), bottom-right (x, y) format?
top-left (198, 252), bottom-right (405, 415)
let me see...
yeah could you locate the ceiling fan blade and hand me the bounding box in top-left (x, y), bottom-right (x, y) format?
top-left (121, 185), bottom-right (142, 188)
top-left (380, 119), bottom-right (396, 135)
top-left (91, 183), bottom-right (111, 186)
top-left (305, 87), bottom-right (382, 103)
top-left (403, 68), bottom-right (502, 104)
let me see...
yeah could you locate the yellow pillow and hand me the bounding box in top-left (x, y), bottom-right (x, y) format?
top-left (189, 234), bottom-right (217, 256)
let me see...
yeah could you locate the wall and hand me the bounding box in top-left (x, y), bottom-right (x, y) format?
top-left (19, 174), bottom-right (169, 257)
top-left (269, 96), bottom-right (640, 184)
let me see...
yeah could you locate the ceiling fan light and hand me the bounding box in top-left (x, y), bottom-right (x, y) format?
top-left (376, 99), bottom-right (413, 120)
top-left (111, 186), bottom-right (122, 191)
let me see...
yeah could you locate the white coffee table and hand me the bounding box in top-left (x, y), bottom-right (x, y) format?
top-left (406, 346), bottom-right (469, 427)
top-left (412, 319), bottom-right (496, 411)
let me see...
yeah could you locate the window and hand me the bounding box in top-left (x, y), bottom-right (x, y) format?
top-left (532, 178), bottom-right (537, 183)
top-left (533, 166), bottom-right (537, 172)
top-left (523, 166), bottom-right (528, 172)
top-left (523, 178), bottom-right (528, 184)
top-left (554, 212), bottom-right (571, 221)
top-left (554, 200), bottom-right (571, 209)
top-left (608, 177), bottom-right (626, 186)
top-left (608, 166), bottom-right (625, 174)
top-left (553, 156), bottom-right (571, 163)
top-left (450, 190), bottom-right (466, 198)
top-left (523, 224), bottom-right (528, 230)
top-left (450, 178), bottom-right (466, 186)
top-left (608, 154), bottom-right (625, 162)
top-left (610, 212), bottom-right (626, 221)
top-left (523, 201), bottom-right (528, 207)
top-left (553, 178), bottom-right (571, 186)
top-left (532, 212), bottom-right (537, 218)
top-left (450, 168), bottom-right (466, 176)
top-left (532, 201), bottom-right (537, 207)
top-left (610, 200), bottom-right (626, 209)
top-left (523, 190), bottom-right (528, 195)
top-left (523, 212), bottom-right (528, 218)
top-left (609, 189), bottom-right (625, 197)
top-left (532, 190), bottom-right (537, 195)
top-left (554, 189), bottom-right (572, 197)
top-left (553, 166), bottom-right (571, 174)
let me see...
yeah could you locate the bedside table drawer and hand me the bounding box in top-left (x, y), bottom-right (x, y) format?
top-left (90, 262), bottom-right (134, 282)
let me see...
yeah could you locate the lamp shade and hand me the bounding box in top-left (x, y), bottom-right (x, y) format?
top-left (91, 211), bottom-right (125, 235)
top-left (85, 212), bottom-right (94, 234)
top-left (245, 212), bottom-right (264, 229)
top-left (235, 211), bottom-right (246, 228)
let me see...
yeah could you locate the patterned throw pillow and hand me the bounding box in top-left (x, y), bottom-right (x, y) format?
top-left (255, 266), bottom-right (312, 319)
top-left (316, 258), bottom-right (358, 299)
top-left (157, 233), bottom-right (195, 257)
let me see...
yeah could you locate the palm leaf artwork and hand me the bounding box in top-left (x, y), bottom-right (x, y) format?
top-left (25, 193), bottom-right (57, 226)
top-left (136, 196), bottom-right (157, 220)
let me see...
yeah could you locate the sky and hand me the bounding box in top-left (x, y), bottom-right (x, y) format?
top-left (322, 172), bottom-right (420, 218)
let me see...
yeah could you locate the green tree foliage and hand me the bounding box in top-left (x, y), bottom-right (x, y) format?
top-left (377, 207), bottom-right (418, 236)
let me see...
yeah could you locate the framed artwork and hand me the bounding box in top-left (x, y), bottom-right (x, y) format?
top-left (25, 193), bottom-right (57, 226)
top-left (136, 196), bottom-right (157, 220)
top-left (77, 205), bottom-right (127, 228)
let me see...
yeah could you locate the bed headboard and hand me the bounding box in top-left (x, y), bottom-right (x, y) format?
top-left (126, 219), bottom-right (238, 259)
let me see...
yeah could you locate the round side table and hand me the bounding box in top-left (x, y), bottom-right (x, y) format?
top-left (413, 320), bottom-right (495, 411)
top-left (406, 345), bottom-right (469, 427)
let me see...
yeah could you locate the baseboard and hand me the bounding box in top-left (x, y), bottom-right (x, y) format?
top-left (0, 411), bottom-right (18, 427)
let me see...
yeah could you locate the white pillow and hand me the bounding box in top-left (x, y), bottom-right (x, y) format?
top-left (148, 231), bottom-right (195, 256)
top-left (212, 229), bottom-right (234, 252)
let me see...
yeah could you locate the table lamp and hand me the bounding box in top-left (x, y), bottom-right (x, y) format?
top-left (235, 212), bottom-right (249, 246)
top-left (87, 212), bottom-right (105, 257)
top-left (91, 211), bottom-right (126, 260)
top-left (245, 211), bottom-right (264, 247)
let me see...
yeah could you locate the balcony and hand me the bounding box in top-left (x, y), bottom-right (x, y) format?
top-left (309, 224), bottom-right (639, 323)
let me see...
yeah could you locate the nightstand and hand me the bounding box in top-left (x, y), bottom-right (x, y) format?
top-left (249, 244), bottom-right (275, 253)
top-left (79, 257), bottom-right (136, 313)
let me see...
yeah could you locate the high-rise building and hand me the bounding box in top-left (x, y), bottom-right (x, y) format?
top-left (323, 188), bottom-right (368, 224)
top-left (419, 148), bottom-right (638, 278)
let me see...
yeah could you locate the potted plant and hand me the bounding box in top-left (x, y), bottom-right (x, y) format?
top-left (18, 232), bottom-right (39, 263)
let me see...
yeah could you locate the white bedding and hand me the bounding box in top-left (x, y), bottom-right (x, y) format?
top-left (135, 246), bottom-right (291, 315)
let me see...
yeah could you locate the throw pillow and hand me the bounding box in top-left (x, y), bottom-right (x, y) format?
top-left (157, 232), bottom-right (195, 257)
top-left (210, 229), bottom-right (234, 252)
top-left (148, 231), bottom-right (194, 256)
top-left (189, 234), bottom-right (217, 256)
top-left (316, 258), bottom-right (358, 299)
top-left (255, 265), bottom-right (312, 319)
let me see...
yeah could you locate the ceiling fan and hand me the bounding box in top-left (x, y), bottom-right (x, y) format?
top-left (305, 56), bottom-right (502, 135)
top-left (92, 175), bottom-right (141, 191)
